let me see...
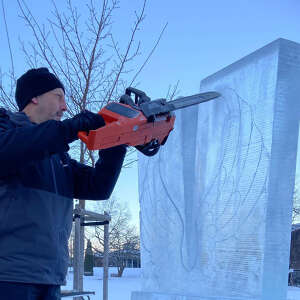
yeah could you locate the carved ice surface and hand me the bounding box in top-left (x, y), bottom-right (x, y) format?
top-left (132, 39), bottom-right (300, 300)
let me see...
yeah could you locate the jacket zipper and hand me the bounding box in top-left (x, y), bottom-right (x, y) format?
top-left (50, 157), bottom-right (58, 194)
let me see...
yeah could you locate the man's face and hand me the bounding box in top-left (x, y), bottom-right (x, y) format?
top-left (34, 88), bottom-right (67, 122)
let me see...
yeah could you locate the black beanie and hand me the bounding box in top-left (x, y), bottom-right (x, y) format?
top-left (15, 67), bottom-right (65, 111)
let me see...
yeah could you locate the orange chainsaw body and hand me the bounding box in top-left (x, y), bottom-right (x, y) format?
top-left (78, 102), bottom-right (175, 150)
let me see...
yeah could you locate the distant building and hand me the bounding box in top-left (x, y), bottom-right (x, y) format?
top-left (290, 223), bottom-right (300, 269)
top-left (94, 249), bottom-right (141, 268)
top-left (289, 223), bottom-right (300, 285)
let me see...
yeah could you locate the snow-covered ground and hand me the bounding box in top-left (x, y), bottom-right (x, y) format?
top-left (63, 267), bottom-right (300, 300)
top-left (288, 286), bottom-right (300, 300)
top-left (63, 267), bottom-right (141, 299)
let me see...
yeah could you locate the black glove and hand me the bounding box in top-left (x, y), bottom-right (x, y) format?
top-left (62, 110), bottom-right (106, 144)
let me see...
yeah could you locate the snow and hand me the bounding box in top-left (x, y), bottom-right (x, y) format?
top-left (63, 268), bottom-right (300, 300)
top-left (287, 287), bottom-right (300, 300)
top-left (63, 268), bottom-right (141, 299)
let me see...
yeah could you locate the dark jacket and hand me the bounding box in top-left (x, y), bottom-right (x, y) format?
top-left (0, 108), bottom-right (126, 285)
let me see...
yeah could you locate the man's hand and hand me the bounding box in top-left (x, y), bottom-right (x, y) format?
top-left (62, 110), bottom-right (105, 144)
top-left (71, 110), bottom-right (105, 132)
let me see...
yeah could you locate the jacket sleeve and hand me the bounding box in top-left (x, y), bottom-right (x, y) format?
top-left (0, 114), bottom-right (70, 176)
top-left (70, 145), bottom-right (127, 200)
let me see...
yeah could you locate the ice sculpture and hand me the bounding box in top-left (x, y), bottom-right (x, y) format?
top-left (132, 39), bottom-right (300, 300)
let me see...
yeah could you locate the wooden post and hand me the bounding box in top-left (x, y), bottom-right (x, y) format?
top-left (71, 206), bottom-right (110, 300)
top-left (103, 211), bottom-right (109, 300)
top-left (79, 224), bottom-right (84, 290)
top-left (73, 204), bottom-right (82, 300)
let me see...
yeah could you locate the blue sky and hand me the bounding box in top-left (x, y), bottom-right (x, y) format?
top-left (1, 0), bottom-right (300, 227)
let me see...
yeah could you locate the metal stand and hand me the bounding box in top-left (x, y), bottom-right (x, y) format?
top-left (62, 204), bottom-right (110, 300)
top-left (61, 290), bottom-right (95, 299)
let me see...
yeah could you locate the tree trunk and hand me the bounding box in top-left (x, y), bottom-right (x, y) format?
top-left (117, 265), bottom-right (125, 277)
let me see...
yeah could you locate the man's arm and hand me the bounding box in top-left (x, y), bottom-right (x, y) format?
top-left (70, 145), bottom-right (127, 200)
top-left (0, 109), bottom-right (105, 177)
top-left (0, 117), bottom-right (70, 176)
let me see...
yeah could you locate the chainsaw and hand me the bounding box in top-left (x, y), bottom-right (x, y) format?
top-left (78, 87), bottom-right (220, 156)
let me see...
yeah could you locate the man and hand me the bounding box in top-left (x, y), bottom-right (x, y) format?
top-left (0, 68), bottom-right (127, 299)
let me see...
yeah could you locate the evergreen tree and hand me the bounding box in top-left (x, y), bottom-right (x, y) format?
top-left (84, 240), bottom-right (94, 276)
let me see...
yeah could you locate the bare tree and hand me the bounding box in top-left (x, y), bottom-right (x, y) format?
top-left (90, 195), bottom-right (139, 277)
top-left (0, 0), bottom-right (18, 110)
top-left (1, 0), bottom-right (167, 164)
top-left (293, 185), bottom-right (300, 224)
top-left (0, 0), bottom-right (166, 293)
top-left (16, 0), bottom-right (147, 164)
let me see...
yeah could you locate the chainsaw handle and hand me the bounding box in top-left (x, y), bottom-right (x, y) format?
top-left (135, 140), bottom-right (160, 156)
top-left (77, 107), bottom-right (120, 148)
top-left (125, 87), bottom-right (150, 105)
top-left (77, 105), bottom-right (114, 144)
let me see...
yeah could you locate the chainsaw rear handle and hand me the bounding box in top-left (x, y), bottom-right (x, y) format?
top-left (78, 130), bottom-right (89, 144)
top-left (77, 111), bottom-right (106, 145)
